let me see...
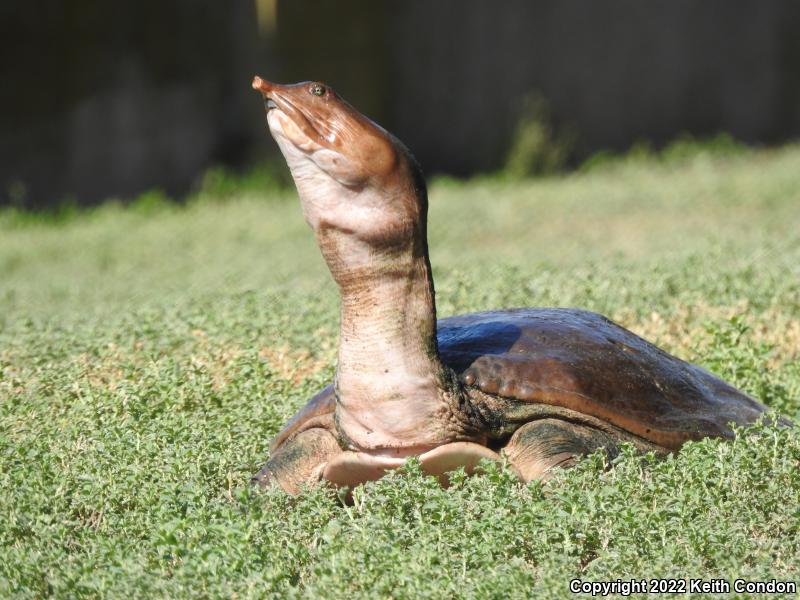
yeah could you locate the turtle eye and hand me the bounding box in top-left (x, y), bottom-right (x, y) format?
top-left (310, 83), bottom-right (326, 97)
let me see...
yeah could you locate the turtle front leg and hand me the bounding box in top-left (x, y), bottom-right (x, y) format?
top-left (501, 419), bottom-right (621, 482)
top-left (252, 428), bottom-right (343, 494)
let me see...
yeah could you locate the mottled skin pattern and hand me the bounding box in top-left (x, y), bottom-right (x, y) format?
top-left (250, 76), bottom-right (779, 495)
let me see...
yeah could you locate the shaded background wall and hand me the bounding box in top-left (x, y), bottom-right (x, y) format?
top-left (1, 0), bottom-right (799, 208)
top-left (0, 0), bottom-right (268, 208)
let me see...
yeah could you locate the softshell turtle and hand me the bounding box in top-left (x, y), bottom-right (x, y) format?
top-left (250, 76), bottom-right (777, 494)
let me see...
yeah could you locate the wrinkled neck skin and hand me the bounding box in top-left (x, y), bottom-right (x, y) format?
top-left (275, 131), bottom-right (480, 456)
top-left (334, 238), bottom-right (450, 456)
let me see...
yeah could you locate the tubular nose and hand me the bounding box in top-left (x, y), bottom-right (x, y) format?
top-left (251, 75), bottom-right (274, 94)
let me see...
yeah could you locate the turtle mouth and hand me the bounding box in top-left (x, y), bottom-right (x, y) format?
top-left (251, 76), bottom-right (333, 151)
top-left (269, 98), bottom-right (330, 149)
top-left (252, 76), bottom-right (281, 113)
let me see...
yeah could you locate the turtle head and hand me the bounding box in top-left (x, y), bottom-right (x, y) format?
top-left (253, 76), bottom-right (426, 281)
top-left (253, 76), bottom-right (398, 188)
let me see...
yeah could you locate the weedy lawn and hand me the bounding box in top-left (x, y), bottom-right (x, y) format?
top-left (1, 145), bottom-right (799, 598)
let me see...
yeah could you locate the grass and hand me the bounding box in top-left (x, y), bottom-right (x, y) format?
top-left (1, 143), bottom-right (799, 598)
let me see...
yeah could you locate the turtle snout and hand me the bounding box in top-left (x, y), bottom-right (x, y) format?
top-left (252, 75), bottom-right (279, 111)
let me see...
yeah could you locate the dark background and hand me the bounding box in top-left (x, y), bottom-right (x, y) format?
top-left (2, 0), bottom-right (799, 208)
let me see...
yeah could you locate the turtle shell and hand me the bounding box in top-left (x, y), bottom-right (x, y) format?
top-left (438, 308), bottom-right (769, 450)
top-left (272, 308), bottom-right (770, 452)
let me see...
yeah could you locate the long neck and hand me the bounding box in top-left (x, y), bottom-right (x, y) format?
top-left (300, 167), bottom-right (474, 453)
top-left (333, 243), bottom-right (463, 453)
top-left (336, 250), bottom-right (441, 397)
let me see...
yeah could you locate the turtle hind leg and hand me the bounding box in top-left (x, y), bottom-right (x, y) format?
top-left (252, 427), bottom-right (343, 495)
top-left (501, 418), bottom-right (621, 482)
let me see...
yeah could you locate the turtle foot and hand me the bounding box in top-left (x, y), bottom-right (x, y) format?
top-left (253, 427), bottom-right (342, 494)
top-left (501, 418), bottom-right (621, 482)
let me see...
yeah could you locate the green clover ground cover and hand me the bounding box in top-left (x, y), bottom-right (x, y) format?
top-left (1, 145), bottom-right (799, 598)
